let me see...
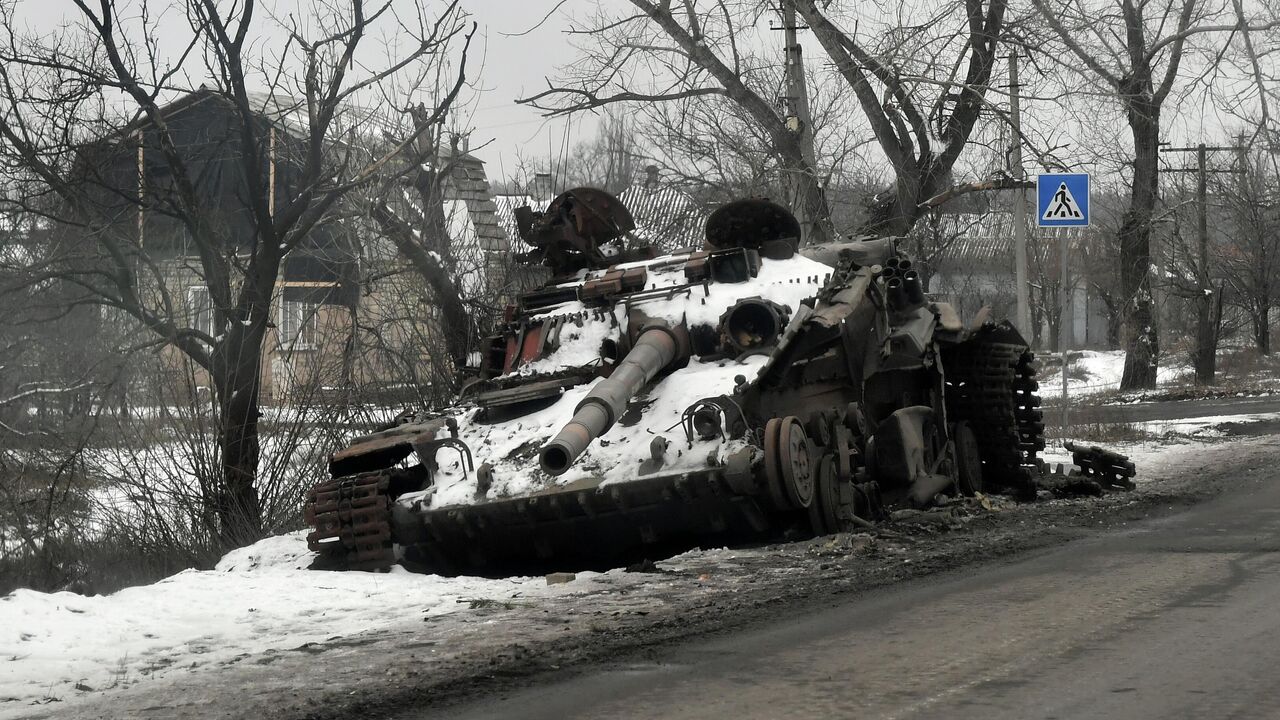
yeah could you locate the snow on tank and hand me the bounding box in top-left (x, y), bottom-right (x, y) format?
top-left (416, 248), bottom-right (833, 510)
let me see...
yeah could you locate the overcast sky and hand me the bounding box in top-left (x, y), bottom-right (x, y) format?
top-left (452, 1), bottom-right (602, 175)
top-left (11, 0), bottom-right (1266, 187)
top-left (13, 0), bottom-right (606, 180)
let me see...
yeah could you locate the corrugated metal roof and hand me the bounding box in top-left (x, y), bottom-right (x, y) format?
top-left (919, 212), bottom-right (1085, 266)
top-left (492, 184), bottom-right (708, 256)
top-left (617, 184), bottom-right (706, 251)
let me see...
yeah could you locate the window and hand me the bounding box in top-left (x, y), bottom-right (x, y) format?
top-left (280, 298), bottom-right (320, 350)
top-left (187, 286), bottom-right (215, 338)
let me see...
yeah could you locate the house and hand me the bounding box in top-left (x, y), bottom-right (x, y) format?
top-left (914, 206), bottom-right (1111, 349)
top-left (83, 87), bottom-right (511, 405)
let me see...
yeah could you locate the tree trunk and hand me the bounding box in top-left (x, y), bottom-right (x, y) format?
top-left (1095, 290), bottom-right (1123, 349)
top-left (370, 201), bottom-right (475, 372)
top-left (1118, 99), bottom-right (1160, 390)
top-left (1106, 306), bottom-right (1123, 349)
top-left (1193, 145), bottom-right (1215, 385)
top-left (1258, 303), bottom-right (1271, 354)
top-left (211, 324), bottom-right (265, 549)
top-left (858, 160), bottom-right (952, 237)
top-left (1194, 290), bottom-right (1216, 384)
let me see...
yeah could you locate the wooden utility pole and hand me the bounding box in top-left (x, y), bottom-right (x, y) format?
top-left (1161, 142), bottom-right (1244, 385)
top-left (1008, 52), bottom-right (1030, 338)
top-left (779, 1), bottom-right (818, 241)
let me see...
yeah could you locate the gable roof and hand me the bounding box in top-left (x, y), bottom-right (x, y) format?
top-left (440, 152), bottom-right (507, 253)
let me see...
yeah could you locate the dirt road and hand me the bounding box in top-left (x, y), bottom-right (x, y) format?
top-left (429, 439), bottom-right (1280, 720)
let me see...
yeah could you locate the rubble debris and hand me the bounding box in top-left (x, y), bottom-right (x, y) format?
top-left (1065, 441), bottom-right (1138, 490)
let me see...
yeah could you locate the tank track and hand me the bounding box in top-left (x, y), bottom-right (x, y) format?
top-left (944, 338), bottom-right (1045, 497)
top-left (304, 471), bottom-right (395, 571)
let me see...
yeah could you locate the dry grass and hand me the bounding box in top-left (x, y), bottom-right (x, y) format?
top-left (1047, 421), bottom-right (1156, 444)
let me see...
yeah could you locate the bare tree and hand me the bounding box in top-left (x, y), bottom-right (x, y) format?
top-left (0, 0), bottom-right (472, 549)
top-left (1215, 142), bottom-right (1279, 354)
top-left (634, 61), bottom-right (876, 228)
top-left (1030, 0), bottom-right (1277, 388)
top-left (1075, 189), bottom-right (1133, 349)
top-left (520, 1), bottom-right (1019, 243)
top-left (793, 0), bottom-right (1012, 235)
top-left (517, 1), bottom-right (837, 245)
top-left (365, 128), bottom-right (488, 381)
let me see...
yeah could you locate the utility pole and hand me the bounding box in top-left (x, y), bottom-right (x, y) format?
top-left (1007, 52), bottom-right (1030, 339)
top-left (1195, 143), bottom-right (1210, 384)
top-left (1161, 142), bottom-right (1244, 385)
top-left (779, 1), bottom-right (818, 241)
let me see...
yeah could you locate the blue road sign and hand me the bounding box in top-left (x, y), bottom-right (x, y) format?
top-left (1037, 173), bottom-right (1090, 227)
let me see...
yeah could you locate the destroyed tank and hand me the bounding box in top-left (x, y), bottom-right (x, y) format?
top-left (304, 189), bottom-right (1132, 575)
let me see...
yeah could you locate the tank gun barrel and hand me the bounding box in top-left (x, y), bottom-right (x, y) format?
top-left (540, 324), bottom-right (681, 476)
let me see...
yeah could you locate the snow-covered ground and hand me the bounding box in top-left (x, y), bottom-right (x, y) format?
top-left (1036, 349), bottom-right (1190, 398)
top-left (5, 414), bottom-right (1278, 716)
top-left (0, 534), bottom-right (648, 713)
top-left (1037, 347), bottom-right (1280, 400)
top-left (1038, 412), bottom-right (1280, 468)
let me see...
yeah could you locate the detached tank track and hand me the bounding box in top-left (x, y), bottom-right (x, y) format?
top-left (304, 471), bottom-right (395, 571)
top-left (944, 339), bottom-right (1045, 497)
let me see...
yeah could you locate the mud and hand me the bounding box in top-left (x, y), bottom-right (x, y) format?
top-left (30, 434), bottom-right (1277, 720)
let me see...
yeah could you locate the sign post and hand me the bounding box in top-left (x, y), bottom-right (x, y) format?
top-left (1037, 173), bottom-right (1090, 433)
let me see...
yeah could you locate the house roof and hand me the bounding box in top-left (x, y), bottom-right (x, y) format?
top-left (117, 87), bottom-right (509, 277)
top-left (440, 152), bottom-right (507, 253)
top-left (617, 183), bottom-right (706, 251)
top-left (919, 211), bottom-right (1086, 267)
top-left (493, 182), bottom-right (708, 256)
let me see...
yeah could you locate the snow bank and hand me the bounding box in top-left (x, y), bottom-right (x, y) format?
top-left (0, 532), bottom-right (568, 713)
top-left (5, 421), bottom-right (1276, 715)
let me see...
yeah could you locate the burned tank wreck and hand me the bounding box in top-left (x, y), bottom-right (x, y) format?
top-left (304, 189), bottom-right (1135, 575)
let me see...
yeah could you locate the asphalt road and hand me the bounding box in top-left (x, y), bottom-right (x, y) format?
top-left (1050, 393), bottom-right (1280, 426)
top-left (433, 446), bottom-right (1280, 720)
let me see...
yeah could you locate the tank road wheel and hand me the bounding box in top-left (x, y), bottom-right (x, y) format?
top-left (809, 455), bottom-right (843, 535)
top-left (763, 418), bottom-right (790, 510)
top-left (952, 421), bottom-right (983, 496)
top-left (778, 416), bottom-right (814, 509)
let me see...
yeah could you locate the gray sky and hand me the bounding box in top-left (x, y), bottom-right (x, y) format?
top-left (13, 0), bottom-right (601, 182)
top-left (457, 1), bottom-right (600, 174)
top-left (12, 0), bottom-right (1268, 188)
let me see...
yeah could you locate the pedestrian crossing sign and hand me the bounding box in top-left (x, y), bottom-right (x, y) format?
top-left (1036, 173), bottom-right (1090, 227)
